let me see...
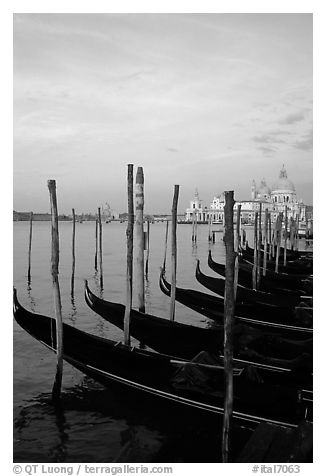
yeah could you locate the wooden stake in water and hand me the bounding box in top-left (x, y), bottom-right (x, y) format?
top-left (170, 185), bottom-right (179, 322)
top-left (124, 164), bottom-right (134, 345)
top-left (268, 212), bottom-right (272, 260)
top-left (283, 205), bottom-right (288, 266)
top-left (208, 215), bottom-right (212, 242)
top-left (162, 220), bottom-right (169, 272)
top-left (135, 167), bottom-right (145, 313)
top-left (252, 212), bottom-right (258, 290)
top-left (222, 190), bottom-right (236, 463)
top-left (263, 209), bottom-right (268, 276)
top-left (257, 203), bottom-right (262, 287)
top-left (47, 180), bottom-right (63, 403)
top-left (145, 219), bottom-right (150, 280)
top-left (98, 207), bottom-right (103, 289)
top-left (275, 214), bottom-right (282, 273)
top-left (95, 217), bottom-right (98, 270)
top-left (27, 211), bottom-right (33, 283)
top-left (234, 205), bottom-right (241, 300)
top-left (71, 208), bottom-right (76, 296)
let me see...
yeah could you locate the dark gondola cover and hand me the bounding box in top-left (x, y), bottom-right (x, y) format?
top-left (159, 268), bottom-right (313, 331)
top-left (240, 246), bottom-right (313, 275)
top-left (13, 288), bottom-right (311, 428)
top-left (196, 259), bottom-right (308, 308)
top-left (208, 250), bottom-right (312, 293)
top-left (85, 282), bottom-right (312, 371)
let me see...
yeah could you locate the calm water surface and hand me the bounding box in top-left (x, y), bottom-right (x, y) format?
top-left (14, 221), bottom-right (253, 462)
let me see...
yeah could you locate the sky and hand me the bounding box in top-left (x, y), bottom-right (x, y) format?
top-left (13, 13), bottom-right (313, 214)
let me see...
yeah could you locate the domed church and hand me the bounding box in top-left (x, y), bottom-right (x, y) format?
top-left (185, 165), bottom-right (308, 224)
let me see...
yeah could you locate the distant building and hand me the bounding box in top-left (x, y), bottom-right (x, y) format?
top-left (185, 166), bottom-right (309, 224)
top-left (101, 202), bottom-right (119, 221)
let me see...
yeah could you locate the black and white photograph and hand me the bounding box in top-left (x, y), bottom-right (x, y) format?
top-left (12, 6), bottom-right (315, 469)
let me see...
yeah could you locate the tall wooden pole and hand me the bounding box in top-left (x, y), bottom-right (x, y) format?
top-left (263, 209), bottom-right (268, 276)
top-left (169, 185), bottom-right (179, 322)
top-left (222, 191), bottom-right (236, 463)
top-left (98, 207), bottom-right (103, 289)
top-left (135, 167), bottom-right (145, 313)
top-left (268, 212), bottom-right (272, 260)
top-left (145, 219), bottom-right (150, 280)
top-left (257, 203), bottom-right (262, 287)
top-left (234, 205), bottom-right (241, 300)
top-left (283, 205), bottom-right (288, 266)
top-left (95, 217), bottom-right (98, 270)
top-left (252, 212), bottom-right (258, 290)
top-left (47, 180), bottom-right (63, 403)
top-left (124, 164), bottom-right (134, 345)
top-left (71, 208), bottom-right (76, 296)
top-left (162, 220), bottom-right (169, 272)
top-left (208, 214), bottom-right (212, 242)
top-left (275, 213), bottom-right (282, 273)
top-left (27, 211), bottom-right (33, 283)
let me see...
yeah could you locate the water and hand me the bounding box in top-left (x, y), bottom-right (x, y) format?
top-left (14, 220), bottom-right (236, 462)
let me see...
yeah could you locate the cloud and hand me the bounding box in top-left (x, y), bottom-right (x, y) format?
top-left (252, 134), bottom-right (285, 144)
top-left (293, 130), bottom-right (313, 150)
top-left (256, 146), bottom-right (277, 155)
top-left (167, 147), bottom-right (178, 153)
top-left (278, 112), bottom-right (305, 125)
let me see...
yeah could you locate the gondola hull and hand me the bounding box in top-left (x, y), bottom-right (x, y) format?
top-left (13, 289), bottom-right (311, 428)
top-left (85, 282), bottom-right (312, 372)
top-left (159, 269), bottom-right (313, 331)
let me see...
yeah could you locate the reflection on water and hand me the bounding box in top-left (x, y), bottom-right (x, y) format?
top-left (14, 379), bottom-right (251, 463)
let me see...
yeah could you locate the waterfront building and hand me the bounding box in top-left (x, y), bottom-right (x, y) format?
top-left (185, 166), bottom-right (308, 224)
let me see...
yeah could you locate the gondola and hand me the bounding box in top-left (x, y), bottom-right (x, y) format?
top-left (242, 244), bottom-right (313, 262)
top-left (159, 268), bottom-right (313, 331)
top-left (196, 260), bottom-right (309, 309)
top-left (13, 288), bottom-right (311, 429)
top-left (85, 282), bottom-right (312, 370)
top-left (207, 251), bottom-right (312, 294)
top-left (240, 246), bottom-right (313, 274)
top-left (240, 249), bottom-right (313, 276)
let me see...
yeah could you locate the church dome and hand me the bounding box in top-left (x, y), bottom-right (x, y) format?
top-left (271, 165), bottom-right (295, 192)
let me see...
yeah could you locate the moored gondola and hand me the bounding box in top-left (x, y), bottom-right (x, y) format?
top-left (208, 250), bottom-right (312, 293)
top-left (13, 288), bottom-right (311, 429)
top-left (85, 281), bottom-right (312, 372)
top-left (196, 259), bottom-right (310, 309)
top-left (240, 246), bottom-right (313, 275)
top-left (159, 268), bottom-right (312, 331)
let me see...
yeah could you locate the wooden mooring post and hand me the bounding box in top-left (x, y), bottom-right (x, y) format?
top-left (124, 164), bottom-right (134, 345)
top-left (252, 212), bottom-right (258, 290)
top-left (234, 205), bottom-right (241, 299)
top-left (27, 211), bottom-right (33, 283)
top-left (222, 191), bottom-right (236, 463)
top-left (135, 167), bottom-right (145, 313)
top-left (95, 217), bottom-right (98, 270)
top-left (257, 203), bottom-right (262, 287)
top-left (283, 205), bottom-right (288, 266)
top-left (275, 213), bottom-right (282, 273)
top-left (169, 185), bottom-right (179, 322)
top-left (145, 219), bottom-right (150, 280)
top-left (71, 208), bottom-right (76, 296)
top-left (98, 207), bottom-right (103, 289)
top-left (47, 180), bottom-right (63, 403)
top-left (162, 220), bottom-right (169, 272)
top-left (263, 209), bottom-right (268, 276)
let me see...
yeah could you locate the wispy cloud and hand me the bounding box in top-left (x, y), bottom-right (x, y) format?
top-left (293, 130), bottom-right (313, 151)
top-left (278, 111), bottom-right (306, 125)
top-left (256, 146), bottom-right (278, 155)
